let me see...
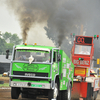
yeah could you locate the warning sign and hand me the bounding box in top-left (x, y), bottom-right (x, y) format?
top-left (74, 68), bottom-right (86, 76)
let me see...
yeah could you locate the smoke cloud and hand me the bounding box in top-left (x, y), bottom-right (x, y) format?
top-left (5, 0), bottom-right (100, 58)
top-left (5, 0), bottom-right (57, 42)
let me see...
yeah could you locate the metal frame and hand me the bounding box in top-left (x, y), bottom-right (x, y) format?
top-left (11, 81), bottom-right (50, 89)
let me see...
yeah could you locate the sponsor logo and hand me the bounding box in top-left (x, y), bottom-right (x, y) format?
top-left (63, 58), bottom-right (66, 63)
top-left (73, 59), bottom-right (89, 65)
top-left (25, 73), bottom-right (35, 76)
top-left (23, 64), bottom-right (39, 71)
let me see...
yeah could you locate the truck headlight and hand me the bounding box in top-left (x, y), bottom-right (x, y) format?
top-left (13, 83), bottom-right (17, 86)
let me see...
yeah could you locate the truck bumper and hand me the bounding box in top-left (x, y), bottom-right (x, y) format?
top-left (10, 81), bottom-right (51, 89)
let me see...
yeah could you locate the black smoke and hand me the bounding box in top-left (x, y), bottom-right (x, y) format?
top-left (5, 0), bottom-right (57, 42)
top-left (4, 0), bottom-right (100, 60)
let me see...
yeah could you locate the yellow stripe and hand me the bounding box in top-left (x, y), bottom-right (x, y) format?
top-left (97, 59), bottom-right (100, 64)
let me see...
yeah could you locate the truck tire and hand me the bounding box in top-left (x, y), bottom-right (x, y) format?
top-left (61, 83), bottom-right (72, 100)
top-left (28, 94), bottom-right (36, 99)
top-left (22, 93), bottom-right (36, 99)
top-left (48, 82), bottom-right (59, 100)
top-left (11, 87), bottom-right (20, 99)
top-left (21, 93), bottom-right (28, 98)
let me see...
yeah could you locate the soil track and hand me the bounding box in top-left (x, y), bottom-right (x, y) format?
top-left (0, 77), bottom-right (100, 100)
top-left (0, 77), bottom-right (9, 83)
top-left (0, 89), bottom-right (48, 100)
top-left (0, 88), bottom-right (100, 100)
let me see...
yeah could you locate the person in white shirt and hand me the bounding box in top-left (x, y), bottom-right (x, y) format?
top-left (16, 53), bottom-right (30, 61)
top-left (79, 47), bottom-right (90, 55)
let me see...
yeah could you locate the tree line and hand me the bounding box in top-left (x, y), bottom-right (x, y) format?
top-left (0, 32), bottom-right (22, 55)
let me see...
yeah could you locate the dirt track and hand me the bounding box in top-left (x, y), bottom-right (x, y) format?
top-left (0, 77), bottom-right (100, 100)
top-left (0, 88), bottom-right (100, 100)
top-left (0, 89), bottom-right (48, 100)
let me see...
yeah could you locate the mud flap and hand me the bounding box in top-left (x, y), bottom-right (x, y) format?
top-left (80, 83), bottom-right (92, 100)
top-left (86, 83), bottom-right (92, 99)
top-left (71, 82), bottom-right (92, 99)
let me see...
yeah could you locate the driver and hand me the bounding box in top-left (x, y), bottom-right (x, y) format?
top-left (16, 52), bottom-right (30, 61)
top-left (79, 47), bottom-right (90, 55)
top-left (42, 53), bottom-right (50, 62)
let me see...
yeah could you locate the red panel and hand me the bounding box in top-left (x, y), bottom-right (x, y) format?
top-left (72, 56), bottom-right (90, 68)
top-left (71, 82), bottom-right (88, 99)
top-left (80, 82), bottom-right (88, 98)
top-left (71, 82), bottom-right (81, 99)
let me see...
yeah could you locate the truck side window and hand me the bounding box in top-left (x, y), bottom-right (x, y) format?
top-left (13, 50), bottom-right (16, 60)
top-left (53, 52), bottom-right (57, 62)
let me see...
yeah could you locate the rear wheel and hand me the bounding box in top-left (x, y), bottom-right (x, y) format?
top-left (61, 83), bottom-right (72, 100)
top-left (11, 87), bottom-right (20, 99)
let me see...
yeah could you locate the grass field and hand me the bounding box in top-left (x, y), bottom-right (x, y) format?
top-left (0, 83), bottom-right (9, 87)
top-left (0, 74), bottom-right (2, 77)
top-left (0, 75), bottom-right (9, 87)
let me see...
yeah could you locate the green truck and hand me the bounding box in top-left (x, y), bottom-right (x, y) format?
top-left (6, 44), bottom-right (74, 100)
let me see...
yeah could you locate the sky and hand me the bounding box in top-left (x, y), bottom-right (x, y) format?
top-left (0, 1), bottom-right (55, 46)
top-left (0, 1), bottom-right (21, 36)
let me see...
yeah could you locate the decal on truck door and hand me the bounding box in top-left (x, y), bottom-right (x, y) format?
top-left (63, 69), bottom-right (66, 77)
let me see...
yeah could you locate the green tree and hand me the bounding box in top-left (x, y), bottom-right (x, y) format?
top-left (1, 32), bottom-right (22, 55)
top-left (0, 38), bottom-right (6, 54)
top-left (10, 34), bottom-right (22, 45)
top-left (5, 43), bottom-right (14, 55)
top-left (2, 32), bottom-right (22, 45)
top-left (2, 32), bottom-right (11, 41)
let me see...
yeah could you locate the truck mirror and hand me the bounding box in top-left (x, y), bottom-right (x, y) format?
top-left (57, 54), bottom-right (61, 62)
top-left (6, 50), bottom-right (9, 59)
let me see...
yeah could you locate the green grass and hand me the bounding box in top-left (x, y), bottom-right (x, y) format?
top-left (0, 83), bottom-right (9, 87)
top-left (0, 74), bottom-right (2, 77)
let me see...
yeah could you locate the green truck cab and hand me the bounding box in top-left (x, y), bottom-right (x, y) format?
top-left (7, 44), bottom-right (74, 100)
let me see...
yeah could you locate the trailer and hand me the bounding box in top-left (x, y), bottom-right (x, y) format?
top-left (71, 35), bottom-right (100, 100)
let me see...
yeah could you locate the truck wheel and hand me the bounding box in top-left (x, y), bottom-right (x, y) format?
top-left (28, 94), bottom-right (36, 99)
top-left (48, 83), bottom-right (59, 100)
top-left (22, 93), bottom-right (36, 99)
top-left (11, 87), bottom-right (20, 99)
top-left (61, 83), bottom-right (72, 100)
top-left (21, 93), bottom-right (28, 98)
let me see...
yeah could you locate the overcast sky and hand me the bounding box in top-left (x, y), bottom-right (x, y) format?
top-left (0, 1), bottom-right (21, 36)
top-left (0, 1), bottom-right (54, 46)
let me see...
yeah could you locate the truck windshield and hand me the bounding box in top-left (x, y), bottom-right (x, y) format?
top-left (14, 49), bottom-right (50, 63)
top-left (74, 45), bottom-right (91, 55)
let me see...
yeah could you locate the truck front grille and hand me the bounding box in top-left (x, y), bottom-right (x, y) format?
top-left (13, 71), bottom-right (48, 77)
